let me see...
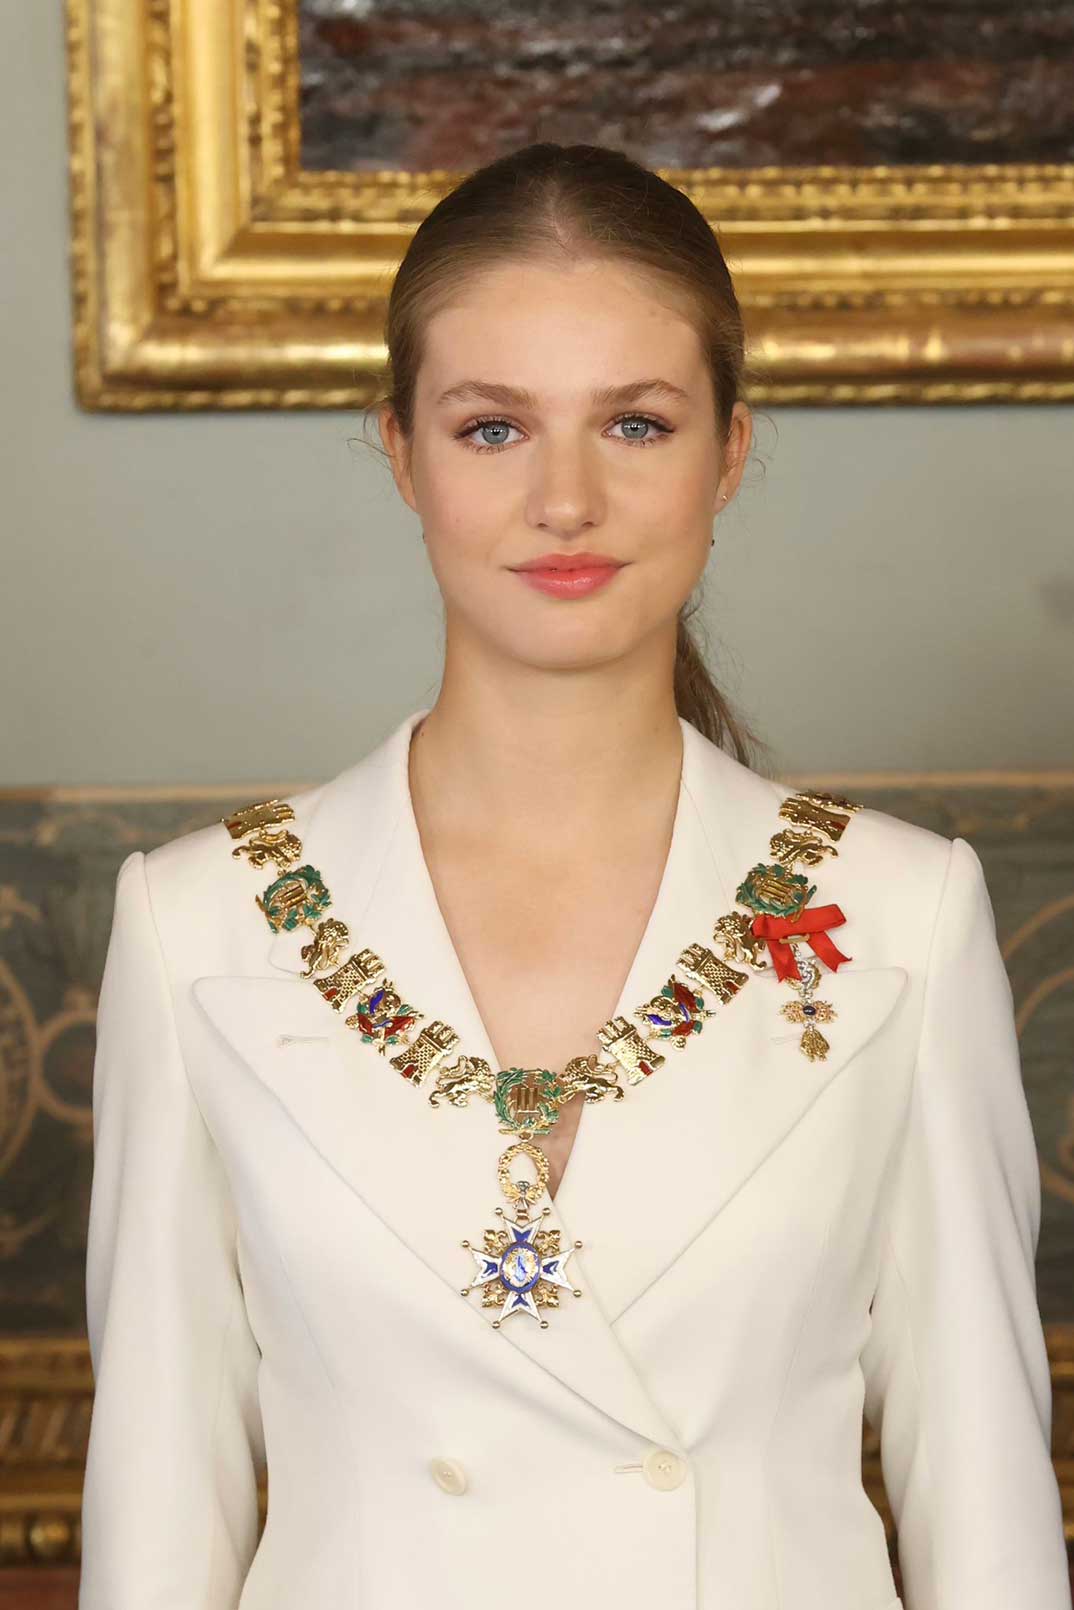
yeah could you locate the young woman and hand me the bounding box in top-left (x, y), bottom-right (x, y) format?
top-left (78, 144), bottom-right (1070, 1610)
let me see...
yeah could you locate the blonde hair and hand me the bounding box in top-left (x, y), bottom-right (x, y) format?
top-left (363, 141), bottom-right (770, 768)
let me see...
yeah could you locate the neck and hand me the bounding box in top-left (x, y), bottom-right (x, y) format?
top-left (408, 658), bottom-right (685, 849)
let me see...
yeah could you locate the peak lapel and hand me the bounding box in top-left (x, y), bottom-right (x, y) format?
top-left (193, 969), bottom-right (681, 1450)
top-left (553, 961), bottom-right (909, 1324)
top-left (201, 709), bottom-right (908, 1449)
top-left (204, 709), bottom-right (684, 1449)
top-left (551, 724), bottom-right (909, 1322)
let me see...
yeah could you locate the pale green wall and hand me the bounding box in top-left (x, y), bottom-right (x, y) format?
top-left (3, 3), bottom-right (1072, 787)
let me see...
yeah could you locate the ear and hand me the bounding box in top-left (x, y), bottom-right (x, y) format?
top-left (378, 402), bottom-right (418, 513)
top-left (716, 400), bottom-right (753, 511)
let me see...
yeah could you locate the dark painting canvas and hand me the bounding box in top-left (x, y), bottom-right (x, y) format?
top-left (299, 0), bottom-right (1074, 171)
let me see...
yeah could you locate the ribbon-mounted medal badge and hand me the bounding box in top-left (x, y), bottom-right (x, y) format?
top-left (733, 789), bottom-right (863, 1061)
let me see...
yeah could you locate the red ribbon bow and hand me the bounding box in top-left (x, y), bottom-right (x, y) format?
top-left (750, 904), bottom-right (851, 983)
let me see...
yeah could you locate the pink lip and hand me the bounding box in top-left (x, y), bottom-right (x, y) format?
top-left (512, 564), bottom-right (624, 598)
top-left (510, 551), bottom-right (626, 598)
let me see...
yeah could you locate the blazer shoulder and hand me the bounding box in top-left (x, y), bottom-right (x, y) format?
top-left (751, 763), bottom-right (962, 967)
top-left (146, 777), bottom-right (325, 884)
top-left (757, 757), bottom-right (956, 879)
top-left (844, 799), bottom-right (954, 875)
top-left (687, 727), bottom-right (957, 916)
top-left (133, 777), bottom-right (328, 976)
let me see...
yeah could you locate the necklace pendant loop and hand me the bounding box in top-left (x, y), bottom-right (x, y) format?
top-left (459, 1138), bottom-right (583, 1328)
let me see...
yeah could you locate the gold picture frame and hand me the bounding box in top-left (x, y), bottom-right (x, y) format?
top-left (65, 0), bottom-right (1074, 412)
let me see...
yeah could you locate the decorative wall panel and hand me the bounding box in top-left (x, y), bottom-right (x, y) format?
top-left (1, 771), bottom-right (1071, 1568)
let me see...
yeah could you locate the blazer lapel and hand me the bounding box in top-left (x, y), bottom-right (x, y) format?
top-left (194, 708), bottom-right (908, 1450)
top-left (546, 725), bottom-right (909, 1323)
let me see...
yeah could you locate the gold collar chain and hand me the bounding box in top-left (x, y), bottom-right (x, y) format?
top-left (221, 782), bottom-right (861, 1328)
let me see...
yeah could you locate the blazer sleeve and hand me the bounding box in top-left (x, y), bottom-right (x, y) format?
top-left (860, 835), bottom-right (1070, 1610)
top-left (79, 850), bottom-right (265, 1609)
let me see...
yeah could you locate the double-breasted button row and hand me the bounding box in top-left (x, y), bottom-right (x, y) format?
top-left (431, 1447), bottom-right (688, 1495)
top-left (429, 1457), bottom-right (468, 1495)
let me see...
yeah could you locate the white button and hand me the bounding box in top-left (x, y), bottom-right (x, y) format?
top-left (429, 1456), bottom-right (468, 1495)
top-left (642, 1447), bottom-right (687, 1490)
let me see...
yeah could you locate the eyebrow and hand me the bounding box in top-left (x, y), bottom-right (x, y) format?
top-left (435, 378), bottom-right (692, 410)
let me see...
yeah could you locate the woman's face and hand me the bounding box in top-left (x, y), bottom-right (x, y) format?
top-left (380, 256), bottom-right (751, 679)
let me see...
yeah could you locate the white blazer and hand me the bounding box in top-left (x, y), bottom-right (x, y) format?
top-left (79, 707), bottom-right (1071, 1610)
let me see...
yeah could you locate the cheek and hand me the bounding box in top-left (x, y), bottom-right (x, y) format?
top-left (647, 445), bottom-right (718, 526)
top-left (415, 450), bottom-right (511, 564)
top-left (629, 535), bottom-right (711, 627)
top-left (422, 511), bottom-right (501, 586)
top-left (419, 513), bottom-right (511, 625)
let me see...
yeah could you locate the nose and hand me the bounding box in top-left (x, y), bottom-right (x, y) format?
top-left (526, 437), bottom-right (604, 537)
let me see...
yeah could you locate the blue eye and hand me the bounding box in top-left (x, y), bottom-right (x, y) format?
top-left (609, 414), bottom-right (671, 445)
top-left (456, 413), bottom-right (673, 454)
top-left (464, 420), bottom-right (520, 451)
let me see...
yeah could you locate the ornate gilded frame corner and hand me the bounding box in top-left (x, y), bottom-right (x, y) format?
top-left (65, 0), bottom-right (1074, 412)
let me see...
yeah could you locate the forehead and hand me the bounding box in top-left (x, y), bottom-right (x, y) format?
top-left (420, 258), bottom-right (705, 394)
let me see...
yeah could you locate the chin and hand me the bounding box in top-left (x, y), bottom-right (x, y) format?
top-left (492, 621), bottom-right (638, 674)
